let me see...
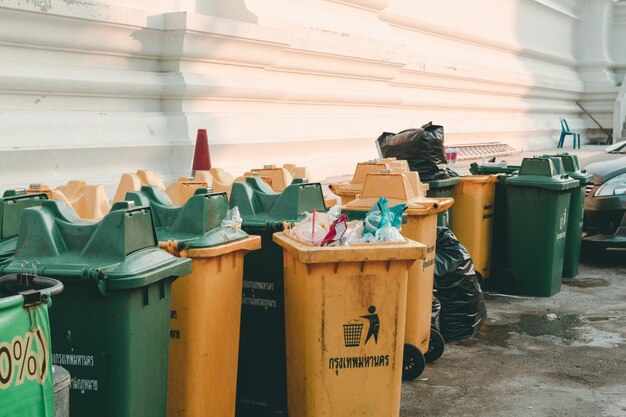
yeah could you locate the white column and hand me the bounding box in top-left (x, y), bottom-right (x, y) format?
top-left (578, 0), bottom-right (620, 88)
top-left (179, 0), bottom-right (258, 23)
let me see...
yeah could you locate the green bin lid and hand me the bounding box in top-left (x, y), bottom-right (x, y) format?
top-left (542, 154), bottom-right (593, 185)
top-left (0, 199), bottom-right (191, 293)
top-left (125, 186), bottom-right (248, 249)
top-left (424, 177), bottom-right (461, 188)
top-left (0, 190), bottom-right (49, 260)
top-left (229, 176), bottom-right (326, 230)
top-left (469, 162), bottom-right (520, 176)
top-left (505, 158), bottom-right (579, 191)
top-left (539, 156), bottom-right (565, 174)
top-left (290, 178), bottom-right (309, 184)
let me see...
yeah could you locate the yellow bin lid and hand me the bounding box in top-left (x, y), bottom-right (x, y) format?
top-left (344, 173), bottom-right (454, 215)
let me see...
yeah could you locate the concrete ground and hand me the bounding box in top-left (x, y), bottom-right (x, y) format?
top-left (400, 144), bottom-right (626, 417)
top-left (400, 250), bottom-right (626, 417)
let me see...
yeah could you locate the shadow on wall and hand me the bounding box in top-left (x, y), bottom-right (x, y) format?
top-left (129, 5), bottom-right (266, 176)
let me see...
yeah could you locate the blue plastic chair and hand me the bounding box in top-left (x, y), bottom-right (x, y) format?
top-left (557, 118), bottom-right (580, 149)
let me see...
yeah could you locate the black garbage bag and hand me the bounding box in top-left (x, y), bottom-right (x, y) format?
top-left (434, 227), bottom-right (487, 342)
top-left (376, 121), bottom-right (458, 182)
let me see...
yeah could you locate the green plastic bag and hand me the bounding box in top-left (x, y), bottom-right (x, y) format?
top-left (363, 197), bottom-right (406, 236)
top-left (0, 275), bottom-right (62, 417)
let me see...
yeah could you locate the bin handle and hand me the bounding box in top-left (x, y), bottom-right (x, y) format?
top-left (0, 275), bottom-right (64, 297)
top-left (434, 197), bottom-right (454, 212)
top-left (159, 240), bottom-right (183, 257)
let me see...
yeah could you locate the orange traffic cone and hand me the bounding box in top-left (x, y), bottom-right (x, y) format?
top-left (191, 128), bottom-right (211, 175)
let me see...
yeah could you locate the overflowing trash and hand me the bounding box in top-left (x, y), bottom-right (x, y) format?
top-left (376, 121), bottom-right (459, 182)
top-left (434, 227), bottom-right (487, 342)
top-left (289, 197), bottom-right (406, 246)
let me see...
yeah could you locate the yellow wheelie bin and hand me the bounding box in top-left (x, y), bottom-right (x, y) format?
top-left (113, 170), bottom-right (167, 202)
top-left (165, 177), bottom-right (211, 205)
top-left (249, 165), bottom-right (294, 192)
top-left (273, 231), bottom-right (425, 417)
top-left (329, 159), bottom-right (417, 205)
top-left (194, 168), bottom-right (235, 197)
top-left (450, 175), bottom-right (499, 282)
top-left (282, 163), bottom-right (311, 180)
top-left (124, 186), bottom-right (261, 417)
top-left (329, 160), bottom-right (392, 205)
top-left (343, 171), bottom-right (453, 379)
top-left (27, 181), bottom-right (111, 221)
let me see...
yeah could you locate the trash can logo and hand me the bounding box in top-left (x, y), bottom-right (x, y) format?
top-left (343, 305), bottom-right (380, 347)
top-left (0, 326), bottom-right (49, 389)
top-left (343, 322), bottom-right (364, 347)
top-left (361, 306), bottom-right (380, 345)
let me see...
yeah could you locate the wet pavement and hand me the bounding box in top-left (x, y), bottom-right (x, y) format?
top-left (401, 249), bottom-right (626, 417)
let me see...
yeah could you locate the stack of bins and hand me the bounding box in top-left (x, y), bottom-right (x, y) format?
top-left (231, 176), bottom-right (327, 417)
top-left (542, 154), bottom-right (592, 278)
top-left (503, 158), bottom-right (578, 296)
top-left (0, 273), bottom-right (63, 417)
top-left (0, 199), bottom-right (191, 417)
top-left (273, 232), bottom-right (425, 417)
top-left (450, 175), bottom-right (499, 282)
top-left (0, 190), bottom-right (48, 261)
top-left (342, 171), bottom-right (453, 379)
top-left (124, 186), bottom-right (261, 417)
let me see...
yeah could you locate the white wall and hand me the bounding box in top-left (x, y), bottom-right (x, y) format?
top-left (612, 1), bottom-right (626, 88)
top-left (0, 0), bottom-right (621, 194)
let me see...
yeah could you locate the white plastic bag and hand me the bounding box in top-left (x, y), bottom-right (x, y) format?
top-left (221, 206), bottom-right (243, 231)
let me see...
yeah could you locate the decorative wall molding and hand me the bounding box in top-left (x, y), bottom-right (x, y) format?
top-left (615, 1), bottom-right (626, 25)
top-left (327, 0), bottom-right (390, 13)
top-left (531, 0), bottom-right (581, 20)
top-left (378, 9), bottom-right (578, 68)
top-left (0, 0), bottom-right (620, 190)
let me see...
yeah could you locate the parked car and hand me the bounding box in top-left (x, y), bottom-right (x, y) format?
top-left (581, 140), bottom-right (626, 249)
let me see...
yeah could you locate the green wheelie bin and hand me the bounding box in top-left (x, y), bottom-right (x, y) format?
top-left (0, 273), bottom-right (63, 417)
top-left (542, 154), bottom-right (593, 278)
top-left (231, 176), bottom-right (326, 417)
top-left (503, 158), bottom-right (578, 296)
top-left (0, 189), bottom-right (48, 262)
top-left (125, 186), bottom-right (261, 417)
top-left (425, 177), bottom-right (461, 226)
top-left (0, 199), bottom-right (191, 417)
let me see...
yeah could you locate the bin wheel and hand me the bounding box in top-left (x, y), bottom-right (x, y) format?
top-left (499, 269), bottom-right (520, 294)
top-left (402, 344), bottom-right (425, 381)
top-left (476, 271), bottom-right (485, 287)
top-left (425, 327), bottom-right (445, 363)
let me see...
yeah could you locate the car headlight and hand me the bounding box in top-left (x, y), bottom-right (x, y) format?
top-left (595, 173), bottom-right (626, 197)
